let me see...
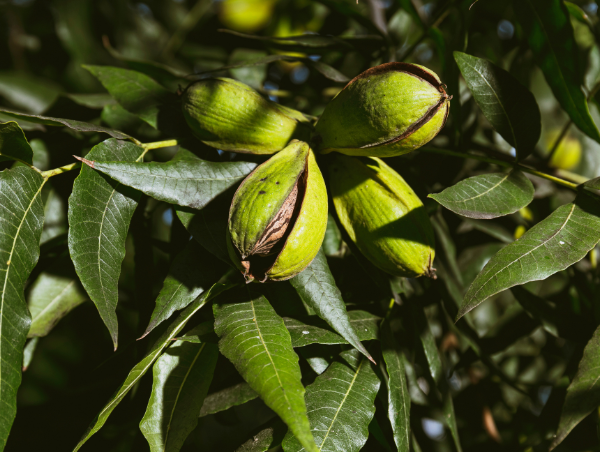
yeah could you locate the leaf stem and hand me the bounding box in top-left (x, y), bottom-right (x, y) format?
top-left (139, 139), bottom-right (179, 161)
top-left (41, 162), bottom-right (81, 178)
top-left (421, 147), bottom-right (580, 190)
top-left (142, 139), bottom-right (178, 151)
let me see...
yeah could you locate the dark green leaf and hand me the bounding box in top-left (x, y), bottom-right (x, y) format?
top-left (454, 52), bottom-right (541, 158)
top-left (551, 324), bottom-right (600, 450)
top-left (411, 303), bottom-right (442, 384)
top-left (284, 310), bottom-right (379, 347)
top-left (84, 65), bottom-right (176, 128)
top-left (213, 287), bottom-right (318, 452)
top-left (140, 340), bottom-right (219, 452)
top-left (78, 157), bottom-right (256, 210)
top-left (381, 324), bottom-right (410, 452)
top-left (199, 382), bottom-right (259, 417)
top-left (430, 170), bottom-right (535, 219)
top-left (514, 0), bottom-right (600, 143)
top-left (0, 109), bottom-right (131, 140)
top-left (0, 166), bottom-right (46, 449)
top-left (457, 218), bottom-right (514, 244)
top-left (221, 29), bottom-right (351, 48)
top-left (73, 283), bottom-right (232, 451)
top-left (0, 122), bottom-right (33, 164)
top-left (68, 139), bottom-right (145, 348)
top-left (282, 349), bottom-right (380, 452)
top-left (235, 419), bottom-right (287, 452)
top-left (398, 0), bottom-right (424, 29)
top-left (0, 71), bottom-right (61, 114)
top-left (142, 240), bottom-right (228, 338)
top-left (290, 249), bottom-right (375, 363)
top-left (195, 54), bottom-right (350, 83)
top-left (27, 270), bottom-right (87, 337)
top-left (459, 193), bottom-right (600, 319)
top-left (511, 286), bottom-right (591, 342)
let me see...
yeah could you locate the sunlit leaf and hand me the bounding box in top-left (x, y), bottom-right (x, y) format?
top-left (68, 138), bottom-right (145, 348)
top-left (73, 283), bottom-right (232, 451)
top-left (213, 287), bottom-right (318, 452)
top-left (282, 349), bottom-right (380, 452)
top-left (454, 52), bottom-right (541, 158)
top-left (140, 340), bottom-right (218, 452)
top-left (551, 324), bottom-right (600, 450)
top-left (458, 193), bottom-right (600, 319)
top-left (514, 0), bottom-right (600, 143)
top-left (22, 337), bottom-right (39, 372)
top-left (430, 170), bottom-right (534, 219)
top-left (0, 167), bottom-right (46, 449)
top-left (84, 65), bottom-right (176, 128)
top-left (290, 249), bottom-right (374, 363)
top-left (77, 157), bottom-right (256, 210)
top-left (284, 310), bottom-right (379, 347)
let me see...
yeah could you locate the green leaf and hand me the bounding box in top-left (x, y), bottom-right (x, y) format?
top-left (213, 287), bottom-right (318, 452)
top-left (0, 166), bottom-right (46, 449)
top-left (289, 249), bottom-right (374, 363)
top-left (410, 303), bottom-right (442, 384)
top-left (27, 269), bottom-right (87, 337)
top-left (199, 382), bottom-right (259, 417)
top-left (195, 54), bottom-right (350, 83)
top-left (73, 283), bottom-right (232, 451)
top-left (22, 337), bottom-right (39, 372)
top-left (175, 201), bottom-right (232, 265)
top-left (139, 340), bottom-right (219, 452)
top-left (430, 170), bottom-right (534, 219)
top-left (513, 0), bottom-right (600, 143)
top-left (458, 218), bottom-right (514, 244)
top-left (142, 240), bottom-right (228, 338)
top-left (284, 310), bottom-right (379, 347)
top-left (84, 65), bottom-right (176, 128)
top-left (68, 138), bottom-right (145, 348)
top-left (0, 71), bottom-right (61, 114)
top-left (458, 193), bottom-right (600, 319)
top-left (322, 213), bottom-right (342, 256)
top-left (565, 1), bottom-right (593, 26)
top-left (0, 122), bottom-right (33, 164)
top-left (551, 324), bottom-right (600, 450)
top-left (0, 109), bottom-right (132, 140)
top-left (282, 349), bottom-right (381, 452)
top-left (78, 157), bottom-right (256, 210)
top-left (235, 419), bottom-right (288, 452)
top-left (511, 286), bottom-right (591, 343)
top-left (381, 324), bottom-right (410, 452)
top-left (454, 52), bottom-right (541, 158)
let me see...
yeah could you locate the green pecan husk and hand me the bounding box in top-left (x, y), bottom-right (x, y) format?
top-left (227, 140), bottom-right (328, 282)
top-left (182, 77), bottom-right (312, 154)
top-left (313, 62), bottom-right (451, 158)
top-left (329, 154), bottom-right (435, 278)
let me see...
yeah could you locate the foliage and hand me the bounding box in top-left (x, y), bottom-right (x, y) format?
top-left (2, 0), bottom-right (600, 451)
